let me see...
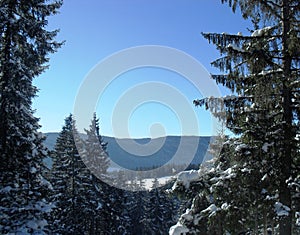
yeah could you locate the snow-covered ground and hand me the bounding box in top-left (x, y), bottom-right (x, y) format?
top-left (143, 176), bottom-right (175, 190)
top-left (126, 176), bottom-right (175, 190)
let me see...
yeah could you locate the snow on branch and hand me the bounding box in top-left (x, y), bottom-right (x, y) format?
top-left (169, 221), bottom-right (189, 235)
top-left (274, 202), bottom-right (291, 217)
top-left (251, 26), bottom-right (273, 37)
top-left (172, 170), bottom-right (200, 190)
top-left (227, 43), bottom-right (245, 53)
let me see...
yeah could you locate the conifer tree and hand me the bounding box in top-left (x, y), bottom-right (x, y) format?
top-left (50, 114), bottom-right (104, 234)
top-left (50, 114), bottom-right (82, 234)
top-left (200, 1), bottom-right (299, 234)
top-left (80, 113), bottom-right (114, 234)
top-left (82, 113), bottom-right (109, 177)
top-left (0, 0), bottom-right (62, 234)
top-left (144, 180), bottom-right (179, 235)
top-left (112, 172), bottom-right (134, 235)
top-left (173, 0), bottom-right (299, 234)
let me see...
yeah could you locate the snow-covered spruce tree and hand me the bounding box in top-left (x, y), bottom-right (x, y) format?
top-left (200, 1), bottom-right (299, 234)
top-left (143, 180), bottom-right (179, 235)
top-left (171, 0), bottom-right (299, 234)
top-left (50, 114), bottom-right (81, 234)
top-left (81, 113), bottom-right (113, 234)
top-left (82, 113), bottom-right (109, 177)
top-left (50, 114), bottom-right (103, 234)
top-left (0, 0), bottom-right (62, 234)
top-left (170, 166), bottom-right (216, 234)
top-left (126, 182), bottom-right (148, 235)
top-left (81, 113), bottom-right (131, 234)
top-left (109, 171), bottom-right (134, 235)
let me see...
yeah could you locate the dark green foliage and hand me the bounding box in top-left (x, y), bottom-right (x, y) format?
top-left (50, 114), bottom-right (134, 234)
top-left (82, 113), bottom-right (109, 178)
top-left (143, 180), bottom-right (180, 235)
top-left (50, 115), bottom-right (85, 234)
top-left (0, 0), bottom-right (62, 233)
top-left (175, 1), bottom-right (300, 234)
top-left (50, 115), bottom-right (105, 234)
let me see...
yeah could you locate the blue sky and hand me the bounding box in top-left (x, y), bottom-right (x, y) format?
top-left (33, 0), bottom-right (251, 138)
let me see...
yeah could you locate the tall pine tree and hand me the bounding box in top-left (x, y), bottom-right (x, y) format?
top-left (173, 0), bottom-right (299, 234)
top-left (199, 1), bottom-right (299, 234)
top-left (82, 113), bottom-right (109, 178)
top-left (50, 114), bottom-right (104, 234)
top-left (0, 0), bottom-right (62, 234)
top-left (50, 114), bottom-right (83, 234)
top-left (80, 113), bottom-right (113, 234)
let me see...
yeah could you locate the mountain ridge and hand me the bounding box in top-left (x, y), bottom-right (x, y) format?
top-left (43, 133), bottom-right (212, 170)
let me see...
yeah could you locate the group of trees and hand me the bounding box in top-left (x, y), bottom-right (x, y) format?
top-left (172, 0), bottom-right (299, 235)
top-left (48, 114), bottom-right (180, 234)
top-left (0, 0), bottom-right (177, 233)
top-left (1, 0), bottom-right (299, 234)
top-left (49, 114), bottom-right (110, 234)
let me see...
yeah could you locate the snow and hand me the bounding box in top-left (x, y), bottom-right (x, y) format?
top-left (35, 201), bottom-right (53, 213)
top-left (143, 176), bottom-right (174, 190)
top-left (227, 43), bottom-right (244, 52)
top-left (181, 209), bottom-right (193, 221)
top-left (169, 222), bottom-right (189, 235)
top-left (266, 193), bottom-right (279, 200)
top-left (223, 166), bottom-right (237, 180)
top-left (94, 184), bottom-right (100, 192)
top-left (235, 144), bottom-right (248, 152)
top-left (201, 204), bottom-right (220, 217)
top-left (261, 174), bottom-right (268, 181)
top-left (39, 176), bottom-right (53, 190)
top-left (251, 26), bottom-right (273, 37)
top-left (224, 95), bottom-right (237, 100)
top-left (258, 69), bottom-right (283, 76)
top-left (174, 170), bottom-right (200, 189)
top-left (43, 157), bottom-right (53, 169)
top-left (96, 202), bottom-right (102, 210)
top-left (30, 167), bottom-right (37, 174)
top-left (0, 186), bottom-right (13, 193)
top-left (126, 176), bottom-right (174, 190)
top-left (26, 219), bottom-right (48, 230)
top-left (221, 203), bottom-right (230, 210)
top-left (241, 167), bottom-right (251, 173)
top-left (274, 202), bottom-right (290, 217)
top-left (296, 212), bottom-right (300, 226)
top-left (262, 142), bottom-right (274, 152)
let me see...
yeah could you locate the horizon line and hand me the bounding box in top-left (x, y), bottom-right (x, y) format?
top-left (43, 132), bottom-right (214, 139)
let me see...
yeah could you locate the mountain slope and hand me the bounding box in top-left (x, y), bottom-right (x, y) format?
top-left (44, 133), bottom-right (211, 170)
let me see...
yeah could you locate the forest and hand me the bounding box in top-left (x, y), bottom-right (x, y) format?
top-left (0, 0), bottom-right (299, 235)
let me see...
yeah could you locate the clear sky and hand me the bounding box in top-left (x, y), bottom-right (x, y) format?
top-left (33, 0), bottom-right (251, 138)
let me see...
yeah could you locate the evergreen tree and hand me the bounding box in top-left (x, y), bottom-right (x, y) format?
top-left (50, 114), bottom-right (103, 234)
top-left (81, 113), bottom-right (114, 234)
top-left (82, 113), bottom-right (109, 178)
top-left (0, 0), bottom-right (62, 234)
top-left (173, 0), bottom-right (299, 234)
top-left (50, 114), bottom-right (82, 234)
top-left (126, 177), bottom-right (148, 235)
top-left (144, 180), bottom-right (179, 235)
top-left (113, 171), bottom-right (134, 235)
